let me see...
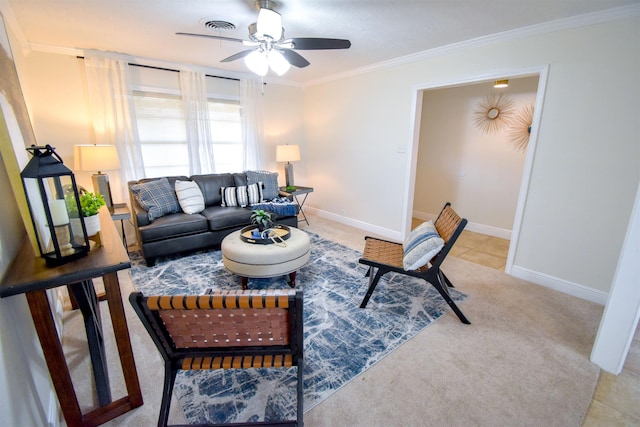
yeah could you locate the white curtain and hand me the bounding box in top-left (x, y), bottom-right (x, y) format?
top-left (240, 79), bottom-right (264, 170)
top-left (179, 70), bottom-right (215, 175)
top-left (84, 52), bottom-right (144, 203)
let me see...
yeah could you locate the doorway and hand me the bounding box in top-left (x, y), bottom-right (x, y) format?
top-left (403, 66), bottom-right (549, 274)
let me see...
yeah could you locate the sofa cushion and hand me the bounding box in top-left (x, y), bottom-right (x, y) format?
top-left (246, 170), bottom-right (279, 200)
top-left (175, 180), bottom-right (205, 214)
top-left (200, 206), bottom-right (253, 231)
top-left (130, 177), bottom-right (181, 221)
top-left (191, 174), bottom-right (235, 207)
top-left (232, 173), bottom-right (248, 186)
top-left (138, 212), bottom-right (208, 243)
top-left (403, 220), bottom-right (444, 270)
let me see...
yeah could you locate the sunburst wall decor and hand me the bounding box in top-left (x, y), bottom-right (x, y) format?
top-left (473, 93), bottom-right (515, 134)
top-left (508, 105), bottom-right (534, 152)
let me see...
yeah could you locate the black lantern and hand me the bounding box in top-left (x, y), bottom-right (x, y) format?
top-left (21, 145), bottom-right (90, 266)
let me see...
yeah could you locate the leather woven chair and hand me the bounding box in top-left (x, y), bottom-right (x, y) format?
top-left (129, 289), bottom-right (304, 426)
top-left (358, 202), bottom-right (470, 324)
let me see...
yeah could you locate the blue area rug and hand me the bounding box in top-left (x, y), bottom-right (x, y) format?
top-left (129, 233), bottom-right (466, 424)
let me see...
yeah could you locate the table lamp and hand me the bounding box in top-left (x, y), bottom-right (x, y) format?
top-left (74, 144), bottom-right (120, 211)
top-left (276, 144), bottom-right (301, 188)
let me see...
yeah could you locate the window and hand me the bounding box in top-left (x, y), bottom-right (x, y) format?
top-left (208, 99), bottom-right (242, 173)
top-left (134, 91), bottom-right (189, 177)
top-left (132, 80), bottom-right (242, 177)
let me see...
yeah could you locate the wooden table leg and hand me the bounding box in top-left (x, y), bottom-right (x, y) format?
top-left (102, 272), bottom-right (143, 408)
top-left (26, 290), bottom-right (84, 427)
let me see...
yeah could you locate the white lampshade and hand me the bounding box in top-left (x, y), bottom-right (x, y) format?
top-left (269, 50), bottom-right (291, 76)
top-left (257, 8), bottom-right (283, 40)
top-left (245, 50), bottom-right (269, 76)
top-left (276, 144), bottom-right (301, 162)
top-left (74, 144), bottom-right (120, 172)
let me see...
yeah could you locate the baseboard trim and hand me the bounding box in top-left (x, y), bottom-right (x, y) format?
top-left (412, 210), bottom-right (512, 239)
top-left (306, 207), bottom-right (402, 241)
top-left (311, 207), bottom-right (607, 304)
top-left (510, 265), bottom-right (607, 305)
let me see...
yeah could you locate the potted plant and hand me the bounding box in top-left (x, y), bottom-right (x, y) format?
top-left (250, 209), bottom-right (274, 233)
top-left (66, 192), bottom-right (106, 236)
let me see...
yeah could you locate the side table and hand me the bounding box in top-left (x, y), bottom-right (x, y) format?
top-left (0, 207), bottom-right (142, 426)
top-left (279, 186), bottom-right (314, 225)
top-left (111, 203), bottom-right (131, 252)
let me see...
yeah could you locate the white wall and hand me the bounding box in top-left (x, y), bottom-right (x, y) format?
top-left (262, 83), bottom-right (305, 184)
top-left (0, 125), bottom-right (56, 427)
top-left (16, 52), bottom-right (305, 190)
top-left (0, 13), bottom-right (58, 427)
top-left (304, 16), bottom-right (640, 296)
top-left (414, 76), bottom-right (538, 236)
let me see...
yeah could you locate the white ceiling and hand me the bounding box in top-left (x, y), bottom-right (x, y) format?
top-left (5, 0), bottom-right (640, 84)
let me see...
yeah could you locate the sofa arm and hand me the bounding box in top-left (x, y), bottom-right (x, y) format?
top-left (128, 180), bottom-right (151, 228)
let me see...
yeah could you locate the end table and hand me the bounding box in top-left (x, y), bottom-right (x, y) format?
top-left (279, 186), bottom-right (314, 225)
top-left (110, 203), bottom-right (130, 252)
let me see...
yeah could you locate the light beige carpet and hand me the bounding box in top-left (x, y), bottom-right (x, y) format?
top-left (61, 231), bottom-right (603, 427)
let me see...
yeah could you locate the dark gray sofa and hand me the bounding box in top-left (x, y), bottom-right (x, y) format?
top-left (129, 172), bottom-right (297, 266)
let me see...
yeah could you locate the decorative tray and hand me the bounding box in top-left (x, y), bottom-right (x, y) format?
top-left (240, 224), bottom-right (291, 245)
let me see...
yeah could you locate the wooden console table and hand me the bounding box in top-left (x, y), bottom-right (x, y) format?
top-left (0, 208), bottom-right (143, 426)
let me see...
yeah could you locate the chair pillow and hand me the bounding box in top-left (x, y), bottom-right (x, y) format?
top-left (175, 180), bottom-right (205, 214)
top-left (221, 186), bottom-right (249, 207)
top-left (246, 170), bottom-right (279, 200)
top-left (130, 177), bottom-right (181, 221)
top-left (403, 220), bottom-right (445, 270)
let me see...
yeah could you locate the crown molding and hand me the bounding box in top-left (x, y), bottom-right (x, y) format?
top-left (306, 4), bottom-right (640, 87)
top-left (0, 0), bottom-right (30, 55)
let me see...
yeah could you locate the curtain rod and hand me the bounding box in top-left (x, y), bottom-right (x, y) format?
top-left (77, 56), bottom-right (240, 82)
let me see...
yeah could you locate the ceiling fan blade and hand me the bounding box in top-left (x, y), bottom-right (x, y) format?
top-left (280, 49), bottom-right (310, 68)
top-left (175, 32), bottom-right (245, 44)
top-left (289, 38), bottom-right (351, 50)
top-left (221, 50), bottom-right (255, 63)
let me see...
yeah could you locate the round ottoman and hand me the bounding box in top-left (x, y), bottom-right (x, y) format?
top-left (221, 227), bottom-right (310, 289)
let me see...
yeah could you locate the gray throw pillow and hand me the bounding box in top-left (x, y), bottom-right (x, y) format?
top-left (130, 177), bottom-right (180, 221)
top-left (246, 170), bottom-right (279, 200)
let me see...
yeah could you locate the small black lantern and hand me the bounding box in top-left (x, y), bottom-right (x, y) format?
top-left (21, 145), bottom-right (90, 266)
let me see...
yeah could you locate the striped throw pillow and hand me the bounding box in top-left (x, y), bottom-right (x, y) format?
top-left (221, 186), bottom-right (251, 207)
top-left (403, 220), bottom-right (444, 270)
top-left (247, 182), bottom-right (264, 205)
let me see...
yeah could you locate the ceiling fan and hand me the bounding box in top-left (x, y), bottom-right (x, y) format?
top-left (176, 0), bottom-right (351, 76)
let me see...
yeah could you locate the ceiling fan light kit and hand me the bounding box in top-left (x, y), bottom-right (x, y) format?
top-left (245, 50), bottom-right (269, 76)
top-left (244, 49), bottom-right (290, 76)
top-left (177, 0), bottom-right (351, 77)
top-left (256, 7), bottom-right (282, 40)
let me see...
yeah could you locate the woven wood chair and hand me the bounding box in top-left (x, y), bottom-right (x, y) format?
top-left (129, 289), bottom-right (304, 427)
top-left (358, 202), bottom-right (470, 324)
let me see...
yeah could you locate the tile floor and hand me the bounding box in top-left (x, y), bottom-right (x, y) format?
top-left (423, 224), bottom-right (640, 426)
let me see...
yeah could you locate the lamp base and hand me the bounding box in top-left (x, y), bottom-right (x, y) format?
top-left (284, 163), bottom-right (295, 187)
top-left (92, 173), bottom-right (114, 212)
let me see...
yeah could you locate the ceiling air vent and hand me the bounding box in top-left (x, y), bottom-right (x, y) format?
top-left (202, 19), bottom-right (236, 31)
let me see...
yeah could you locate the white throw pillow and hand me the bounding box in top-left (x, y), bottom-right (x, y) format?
top-left (403, 220), bottom-right (444, 270)
top-left (174, 180), bottom-right (205, 214)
